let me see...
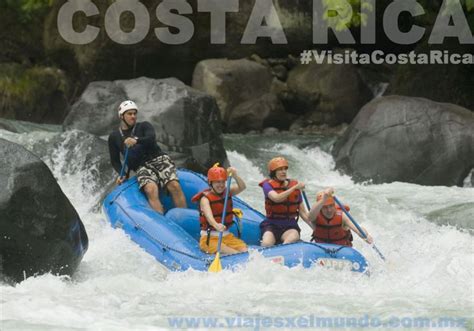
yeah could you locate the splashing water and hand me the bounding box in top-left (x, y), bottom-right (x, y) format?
top-left (1, 130), bottom-right (472, 330)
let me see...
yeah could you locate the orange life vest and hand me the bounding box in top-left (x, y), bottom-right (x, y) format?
top-left (312, 210), bottom-right (353, 246)
top-left (258, 179), bottom-right (301, 220)
top-left (191, 189), bottom-right (234, 231)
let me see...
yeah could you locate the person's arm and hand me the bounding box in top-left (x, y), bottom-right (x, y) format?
top-left (308, 200), bottom-right (324, 224)
top-left (108, 134), bottom-right (122, 175)
top-left (123, 122), bottom-right (156, 148)
top-left (342, 214), bottom-right (373, 244)
top-left (267, 181), bottom-right (305, 203)
top-left (299, 201), bottom-right (314, 229)
top-left (200, 197), bottom-right (226, 232)
top-left (308, 188), bottom-right (335, 222)
top-left (229, 167), bottom-right (246, 195)
top-left (135, 122), bottom-right (156, 146)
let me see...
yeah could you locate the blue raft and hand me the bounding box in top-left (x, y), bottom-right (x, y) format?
top-left (103, 169), bottom-right (368, 273)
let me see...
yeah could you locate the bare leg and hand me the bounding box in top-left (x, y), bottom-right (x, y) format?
top-left (281, 229), bottom-right (300, 244)
top-left (220, 245), bottom-right (240, 255)
top-left (261, 231), bottom-right (276, 247)
top-left (166, 180), bottom-right (187, 208)
top-left (143, 182), bottom-right (164, 214)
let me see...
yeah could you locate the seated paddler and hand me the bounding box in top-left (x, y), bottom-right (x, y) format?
top-left (192, 165), bottom-right (248, 255)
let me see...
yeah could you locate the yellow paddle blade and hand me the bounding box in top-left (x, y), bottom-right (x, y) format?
top-left (232, 208), bottom-right (243, 219)
top-left (208, 252), bottom-right (222, 272)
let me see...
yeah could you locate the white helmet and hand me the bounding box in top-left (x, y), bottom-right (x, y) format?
top-left (118, 100), bottom-right (138, 118)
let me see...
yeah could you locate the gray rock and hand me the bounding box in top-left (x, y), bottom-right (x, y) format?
top-left (63, 81), bottom-right (126, 136)
top-left (227, 93), bottom-right (294, 133)
top-left (271, 78), bottom-right (288, 97)
top-left (0, 139), bottom-right (88, 283)
top-left (262, 127), bottom-right (280, 135)
top-left (249, 54), bottom-right (269, 67)
top-left (63, 77), bottom-right (227, 173)
top-left (272, 64), bottom-right (288, 81)
top-left (286, 61), bottom-right (373, 124)
top-left (333, 96), bottom-right (474, 186)
top-left (192, 59), bottom-right (274, 124)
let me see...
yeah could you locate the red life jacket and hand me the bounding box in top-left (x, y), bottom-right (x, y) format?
top-left (312, 210), bottom-right (353, 247)
top-left (258, 179), bottom-right (301, 220)
top-left (191, 189), bottom-right (234, 231)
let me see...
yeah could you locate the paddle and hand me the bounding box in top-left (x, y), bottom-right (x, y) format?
top-left (118, 147), bottom-right (129, 184)
top-left (333, 195), bottom-right (386, 261)
top-left (208, 173), bottom-right (233, 273)
top-left (302, 191), bottom-right (311, 212)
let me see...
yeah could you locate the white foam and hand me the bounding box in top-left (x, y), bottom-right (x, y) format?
top-left (1, 131), bottom-right (472, 329)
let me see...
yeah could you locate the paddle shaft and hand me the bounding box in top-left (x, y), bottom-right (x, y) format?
top-left (215, 175), bottom-right (233, 254)
top-left (302, 191), bottom-right (311, 212)
top-left (119, 147), bottom-right (130, 179)
top-left (333, 196), bottom-right (386, 261)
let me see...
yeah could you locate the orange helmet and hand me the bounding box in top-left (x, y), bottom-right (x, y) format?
top-left (268, 157), bottom-right (288, 172)
top-left (317, 192), bottom-right (335, 206)
top-left (207, 165), bottom-right (227, 182)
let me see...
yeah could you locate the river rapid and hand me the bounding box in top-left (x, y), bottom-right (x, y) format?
top-left (1, 129), bottom-right (472, 330)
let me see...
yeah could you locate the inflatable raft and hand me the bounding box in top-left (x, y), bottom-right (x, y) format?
top-left (103, 169), bottom-right (368, 273)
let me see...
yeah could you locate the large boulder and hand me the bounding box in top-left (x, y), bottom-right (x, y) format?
top-left (192, 59), bottom-right (274, 122)
top-left (286, 61), bottom-right (373, 125)
top-left (0, 125), bottom-right (116, 211)
top-left (0, 139), bottom-right (88, 283)
top-left (227, 93), bottom-right (294, 132)
top-left (62, 81), bottom-right (126, 136)
top-left (332, 96), bottom-right (474, 186)
top-left (63, 77), bottom-right (227, 173)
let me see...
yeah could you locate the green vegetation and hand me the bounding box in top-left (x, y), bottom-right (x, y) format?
top-left (1, 0), bottom-right (53, 23)
top-left (323, 0), bottom-right (374, 29)
top-left (0, 63), bottom-right (68, 119)
top-left (323, 0), bottom-right (474, 30)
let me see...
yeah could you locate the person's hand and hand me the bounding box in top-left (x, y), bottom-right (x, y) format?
top-left (215, 223), bottom-right (226, 232)
top-left (116, 176), bottom-right (126, 185)
top-left (124, 137), bottom-right (137, 148)
top-left (296, 182), bottom-right (305, 190)
top-left (227, 167), bottom-right (237, 177)
top-left (324, 187), bottom-right (334, 197)
top-left (364, 233), bottom-right (374, 244)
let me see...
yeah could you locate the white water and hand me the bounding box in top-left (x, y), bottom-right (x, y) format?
top-left (1, 131), bottom-right (473, 330)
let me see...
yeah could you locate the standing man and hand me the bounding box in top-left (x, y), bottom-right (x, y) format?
top-left (108, 100), bottom-right (187, 214)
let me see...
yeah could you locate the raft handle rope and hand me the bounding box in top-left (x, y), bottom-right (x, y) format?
top-left (311, 243), bottom-right (345, 255)
top-left (115, 203), bottom-right (213, 264)
top-left (108, 180), bottom-right (137, 205)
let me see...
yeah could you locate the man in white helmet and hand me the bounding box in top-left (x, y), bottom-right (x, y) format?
top-left (108, 100), bottom-right (187, 214)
